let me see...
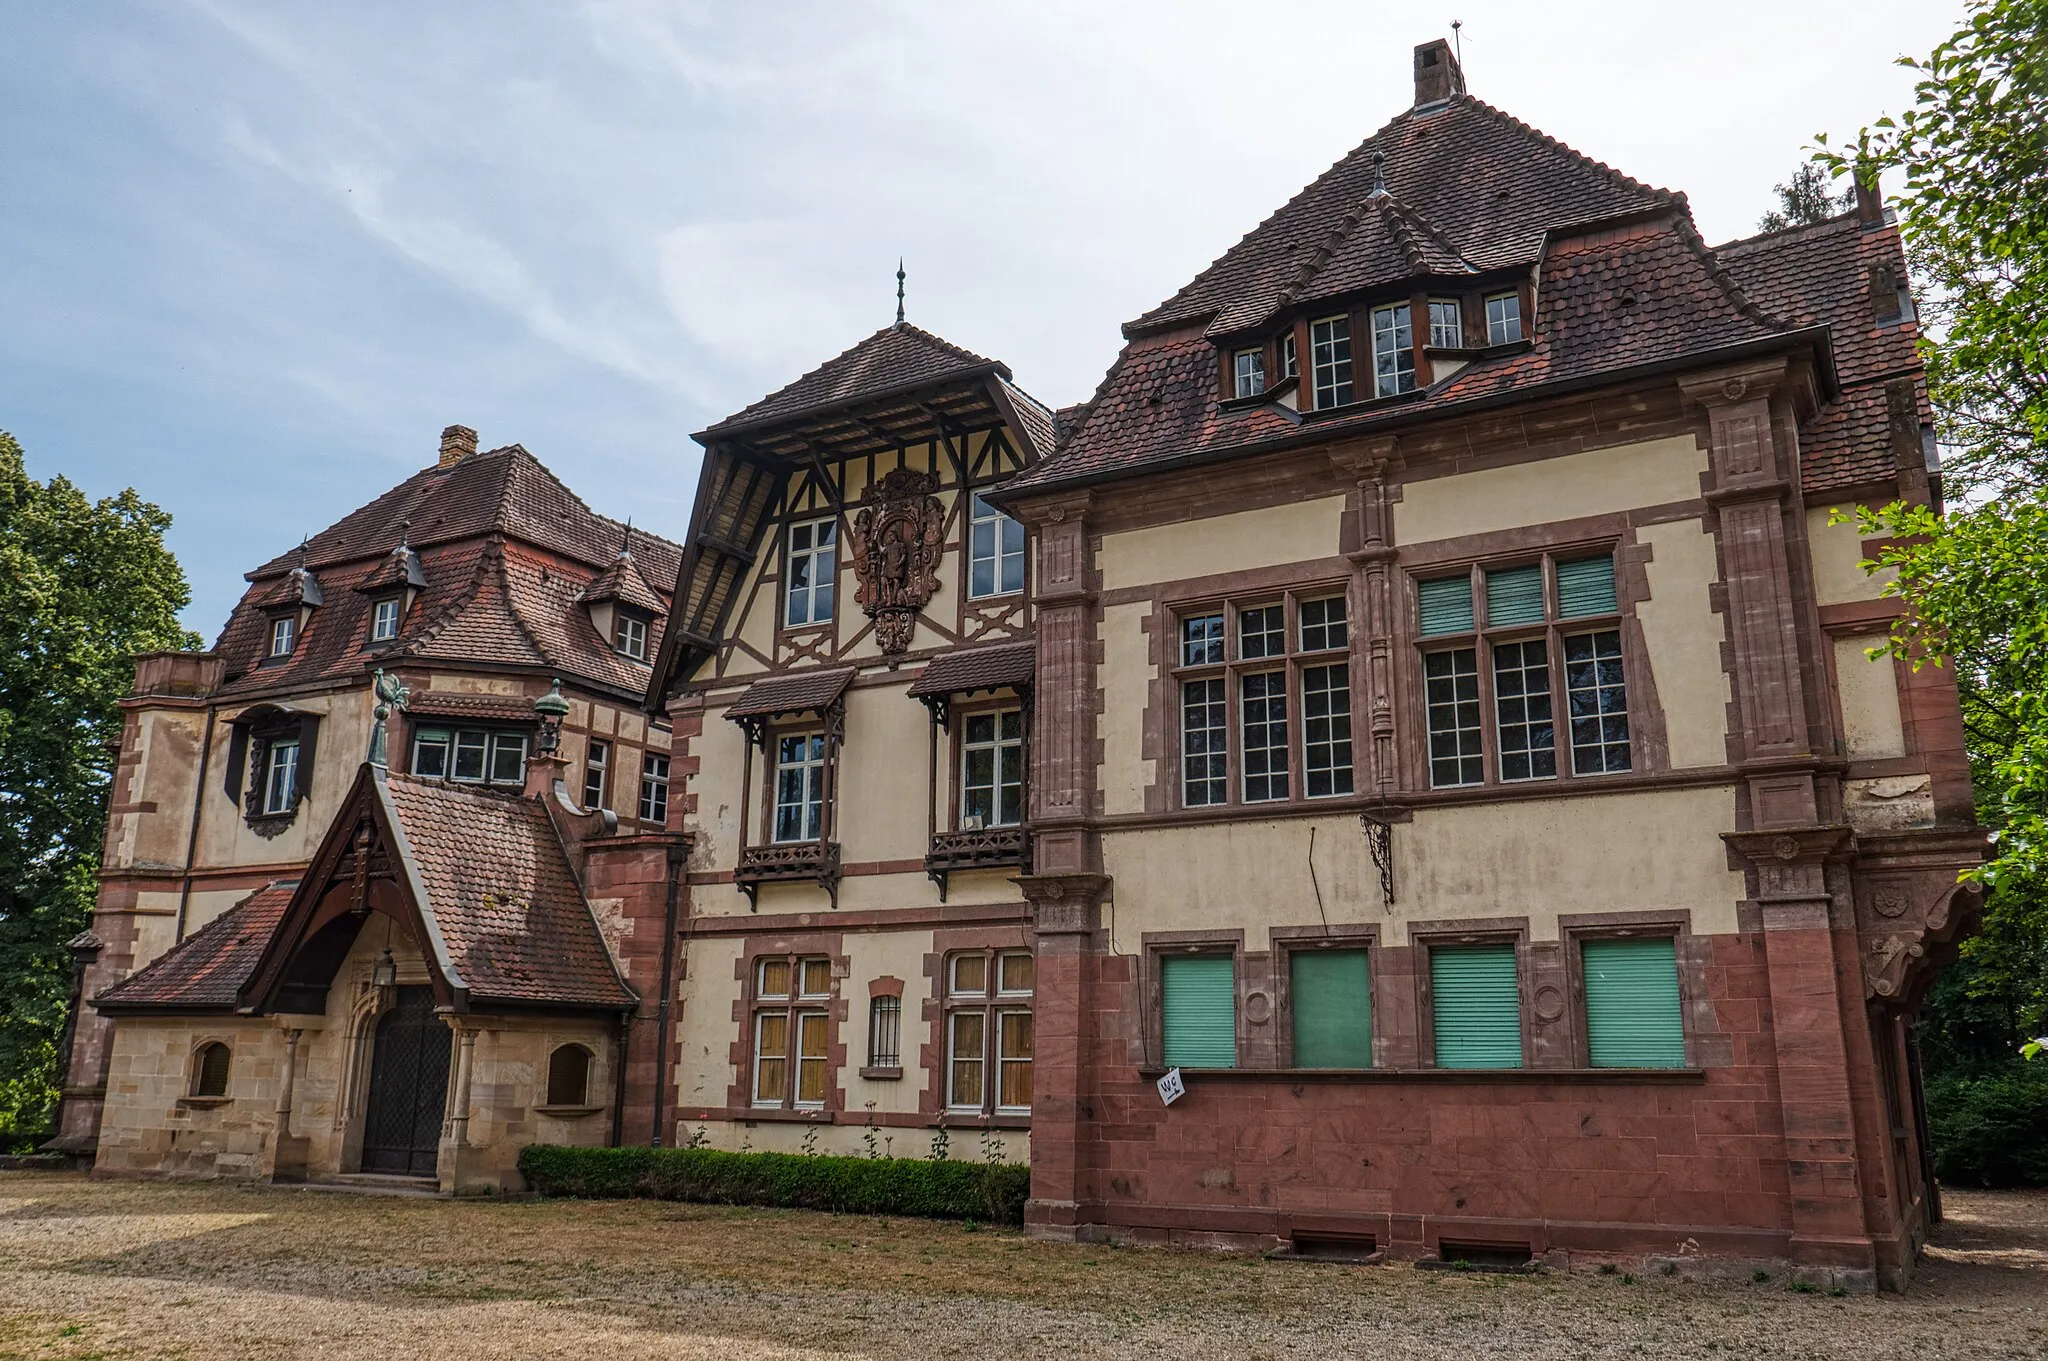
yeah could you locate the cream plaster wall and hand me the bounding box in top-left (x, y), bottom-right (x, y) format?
top-left (424, 673), bottom-right (520, 695)
top-left (112, 709), bottom-right (206, 871)
top-left (687, 703), bottom-right (753, 886)
top-left (837, 686), bottom-right (937, 863)
top-left (1098, 496), bottom-right (1348, 592)
top-left (675, 936), bottom-right (746, 1110)
top-left (841, 928), bottom-right (937, 1118)
top-left (193, 690), bottom-right (377, 871)
top-left (1835, 635), bottom-right (1907, 760)
top-left (1103, 785), bottom-right (1745, 946)
top-left (1394, 435), bottom-right (1708, 547)
top-left (1099, 603), bottom-right (1157, 816)
top-left (1807, 505), bottom-right (1898, 606)
top-left (1635, 518), bottom-right (1732, 769)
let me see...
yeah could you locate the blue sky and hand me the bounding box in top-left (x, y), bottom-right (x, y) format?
top-left (1, 1), bottom-right (1954, 635)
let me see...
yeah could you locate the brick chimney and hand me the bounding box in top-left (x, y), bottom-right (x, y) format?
top-left (1853, 167), bottom-right (1886, 230)
top-left (438, 424), bottom-right (478, 468)
top-left (1414, 39), bottom-right (1465, 107)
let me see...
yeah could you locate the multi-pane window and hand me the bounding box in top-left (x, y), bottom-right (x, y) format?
top-left (370, 598), bottom-right (400, 642)
top-left (1414, 553), bottom-right (1630, 789)
top-left (262, 738), bottom-right (299, 815)
top-left (614, 611), bottom-right (648, 660)
top-left (773, 733), bottom-right (826, 842)
top-left (1371, 303), bottom-right (1416, 396)
top-left (1162, 953), bottom-right (1236, 1069)
top-left (968, 494), bottom-right (1026, 598)
top-left (752, 955), bottom-right (832, 1108)
top-left (1290, 948), bottom-right (1371, 1068)
top-left (583, 739), bottom-right (610, 810)
top-left (1233, 347), bottom-right (1266, 399)
top-left (1175, 593), bottom-right (1352, 809)
top-left (1181, 678), bottom-right (1228, 807)
top-left (412, 727), bottom-right (526, 787)
top-left (961, 709), bottom-right (1023, 828)
top-left (784, 518), bottom-right (837, 626)
top-left (867, 995), bottom-right (902, 1069)
top-left (1486, 291), bottom-right (1524, 345)
top-left (1310, 316), bottom-right (1354, 409)
top-left (639, 752), bottom-right (669, 824)
top-left (1281, 331), bottom-right (1298, 380)
top-left (1428, 298), bottom-right (1463, 350)
top-left (269, 616), bottom-right (295, 657)
top-left (945, 951), bottom-right (1033, 1113)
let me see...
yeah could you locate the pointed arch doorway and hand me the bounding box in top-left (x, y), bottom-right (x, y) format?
top-left (360, 985), bottom-right (451, 1176)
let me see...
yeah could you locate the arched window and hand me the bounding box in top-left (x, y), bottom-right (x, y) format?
top-left (192, 1042), bottom-right (231, 1098)
top-left (546, 1044), bottom-right (591, 1107)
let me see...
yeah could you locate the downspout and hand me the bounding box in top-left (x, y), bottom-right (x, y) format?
top-left (648, 842), bottom-right (686, 1147)
top-left (173, 705), bottom-right (220, 944)
top-left (609, 1011), bottom-right (629, 1148)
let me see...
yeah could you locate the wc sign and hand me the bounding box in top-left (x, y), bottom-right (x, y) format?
top-left (1156, 1067), bottom-right (1186, 1107)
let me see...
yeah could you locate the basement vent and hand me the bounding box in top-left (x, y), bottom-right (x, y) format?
top-left (1290, 1233), bottom-right (1378, 1263)
top-left (1432, 1239), bottom-right (1534, 1271)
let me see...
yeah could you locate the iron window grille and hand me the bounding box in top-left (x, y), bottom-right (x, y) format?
top-left (867, 995), bottom-right (902, 1069)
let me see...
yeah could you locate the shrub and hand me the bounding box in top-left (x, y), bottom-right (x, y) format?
top-left (1926, 1060), bottom-right (2048, 1188)
top-left (518, 1145), bottom-right (1030, 1224)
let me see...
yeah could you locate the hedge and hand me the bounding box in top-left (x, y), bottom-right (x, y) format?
top-left (518, 1144), bottom-right (1030, 1224)
top-left (1927, 1060), bottom-right (2048, 1188)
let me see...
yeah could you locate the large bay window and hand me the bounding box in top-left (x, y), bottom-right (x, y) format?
top-left (1416, 551), bottom-right (1630, 789)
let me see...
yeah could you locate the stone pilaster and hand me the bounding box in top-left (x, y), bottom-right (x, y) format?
top-left (1018, 493), bottom-right (1100, 875)
top-left (1333, 438), bottom-right (1402, 800)
top-left (1018, 871), bottom-right (1111, 1240)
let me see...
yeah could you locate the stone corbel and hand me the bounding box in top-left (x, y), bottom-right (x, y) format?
top-left (1855, 869), bottom-right (1984, 1003)
top-left (1723, 825), bottom-right (1853, 906)
top-left (1016, 872), bottom-right (1111, 940)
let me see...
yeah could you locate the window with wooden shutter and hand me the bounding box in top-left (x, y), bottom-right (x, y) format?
top-left (1429, 942), bottom-right (1523, 1069)
top-left (1290, 949), bottom-right (1371, 1068)
top-left (1556, 554), bottom-right (1618, 618)
top-left (1162, 954), bottom-right (1237, 1069)
top-left (1484, 566), bottom-right (1545, 627)
top-left (1581, 937), bottom-right (1685, 1068)
top-left (1418, 576), bottom-right (1475, 636)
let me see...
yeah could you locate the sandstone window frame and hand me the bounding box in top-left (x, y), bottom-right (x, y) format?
top-left (188, 1040), bottom-right (232, 1100)
top-left (943, 949), bottom-right (1034, 1116)
top-left (1410, 548), bottom-right (1636, 793)
top-left (1411, 922), bottom-right (1532, 1071)
top-left (542, 1043), bottom-right (596, 1109)
top-left (865, 993), bottom-right (903, 1075)
top-left (1141, 930), bottom-right (1246, 1072)
top-left (1170, 587), bottom-right (1358, 813)
top-left (748, 953), bottom-right (836, 1111)
top-left (1560, 912), bottom-right (1698, 1072)
top-left (1271, 923), bottom-right (1380, 1071)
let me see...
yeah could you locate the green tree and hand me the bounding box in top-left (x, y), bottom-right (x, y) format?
top-left (0, 432), bottom-right (198, 1144)
top-left (1756, 162), bottom-right (1855, 233)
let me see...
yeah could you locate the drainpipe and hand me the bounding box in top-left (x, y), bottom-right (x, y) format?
top-left (173, 706), bottom-right (220, 943)
top-left (648, 842), bottom-right (686, 1147)
top-left (608, 1011), bottom-right (628, 1148)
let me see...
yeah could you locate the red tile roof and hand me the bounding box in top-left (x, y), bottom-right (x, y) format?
top-left (381, 774), bottom-right (635, 1010)
top-left (215, 445), bottom-right (678, 703)
top-left (1133, 95), bottom-right (1673, 339)
top-left (92, 882), bottom-right (297, 1012)
top-left (725, 667), bottom-right (856, 721)
top-left (908, 642), bottom-right (1036, 698)
top-left (701, 324), bottom-right (1005, 438)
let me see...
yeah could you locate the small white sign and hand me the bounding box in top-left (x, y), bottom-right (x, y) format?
top-left (1156, 1067), bottom-right (1186, 1107)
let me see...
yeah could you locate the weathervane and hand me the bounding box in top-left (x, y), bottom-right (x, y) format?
top-left (368, 668), bottom-right (411, 769)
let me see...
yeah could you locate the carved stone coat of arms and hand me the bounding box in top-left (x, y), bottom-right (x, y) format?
top-left (850, 467), bottom-right (945, 654)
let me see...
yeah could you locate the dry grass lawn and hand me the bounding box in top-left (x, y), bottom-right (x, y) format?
top-left (0, 1171), bottom-right (2043, 1359)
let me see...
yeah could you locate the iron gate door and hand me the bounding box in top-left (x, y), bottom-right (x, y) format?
top-left (360, 985), bottom-right (451, 1176)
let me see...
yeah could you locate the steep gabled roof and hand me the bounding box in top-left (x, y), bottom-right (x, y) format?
top-left (700, 323), bottom-right (1007, 440)
top-left (1134, 94), bottom-right (1675, 339)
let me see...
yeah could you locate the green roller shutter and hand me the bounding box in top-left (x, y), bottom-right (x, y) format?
top-left (1557, 554), bottom-right (1619, 618)
top-left (1291, 949), bottom-right (1372, 1068)
top-left (1418, 576), bottom-right (1475, 636)
top-left (1484, 566), bottom-right (1545, 627)
top-left (1162, 954), bottom-right (1237, 1069)
top-left (1430, 943), bottom-right (1523, 1069)
top-left (1582, 937), bottom-right (1685, 1068)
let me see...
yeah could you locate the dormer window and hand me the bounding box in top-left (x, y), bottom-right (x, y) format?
top-left (1233, 348), bottom-right (1266, 399)
top-left (370, 598), bottom-right (401, 642)
top-left (784, 518), bottom-right (837, 627)
top-left (1486, 291), bottom-right (1524, 345)
top-left (269, 616), bottom-right (296, 657)
top-left (1371, 303), bottom-right (1417, 397)
top-left (1428, 299), bottom-right (1463, 350)
top-left (1310, 316), bottom-right (1354, 409)
top-left (1282, 332), bottom-right (1298, 380)
top-left (614, 609), bottom-right (649, 661)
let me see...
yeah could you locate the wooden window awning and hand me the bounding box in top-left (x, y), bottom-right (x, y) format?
top-left (725, 667), bottom-right (855, 725)
top-left (908, 642), bottom-right (1035, 714)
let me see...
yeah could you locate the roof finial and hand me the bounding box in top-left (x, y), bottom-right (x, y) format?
top-left (1369, 149), bottom-right (1389, 199)
top-left (895, 258), bottom-right (906, 326)
top-left (1451, 19), bottom-right (1463, 69)
top-left (619, 518), bottom-right (634, 560)
top-left (398, 519), bottom-right (411, 551)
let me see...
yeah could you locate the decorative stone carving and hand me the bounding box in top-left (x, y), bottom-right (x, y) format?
top-left (849, 468), bottom-right (944, 655)
top-left (1854, 869), bottom-right (1983, 1000)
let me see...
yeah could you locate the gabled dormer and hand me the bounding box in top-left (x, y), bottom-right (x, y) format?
top-left (256, 546), bottom-right (323, 665)
top-left (356, 525), bottom-right (429, 648)
top-left (582, 529), bottom-right (666, 665)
